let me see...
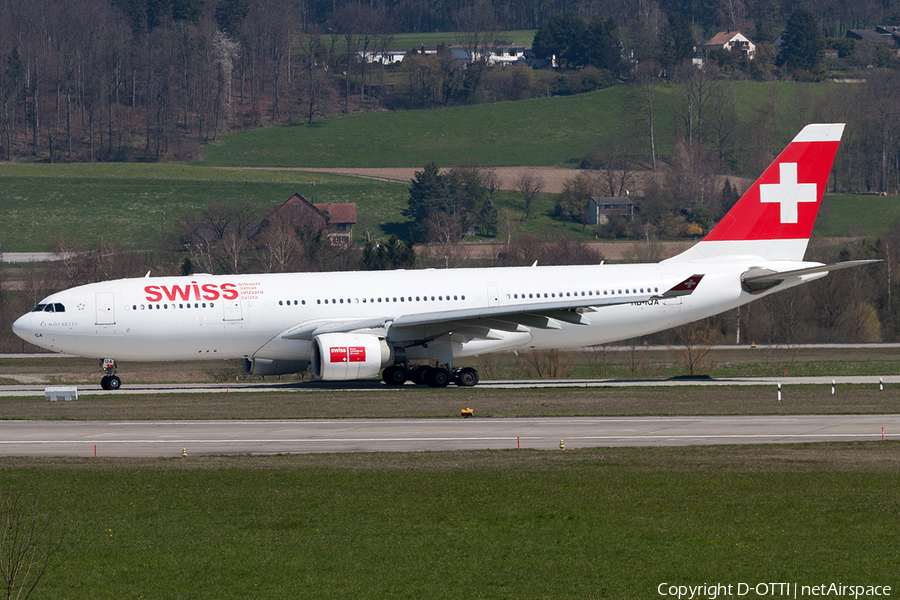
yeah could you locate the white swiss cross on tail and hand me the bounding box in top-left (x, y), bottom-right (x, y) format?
top-left (671, 123), bottom-right (845, 263)
top-left (759, 162), bottom-right (817, 224)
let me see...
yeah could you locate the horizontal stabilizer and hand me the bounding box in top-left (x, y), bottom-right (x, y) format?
top-left (742, 260), bottom-right (879, 285)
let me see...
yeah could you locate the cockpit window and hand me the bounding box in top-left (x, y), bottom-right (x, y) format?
top-left (43, 304), bottom-right (55, 312)
top-left (53, 303), bottom-right (65, 313)
top-left (32, 304), bottom-right (46, 312)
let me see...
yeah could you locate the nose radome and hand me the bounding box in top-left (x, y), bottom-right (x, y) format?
top-left (11, 313), bottom-right (31, 342)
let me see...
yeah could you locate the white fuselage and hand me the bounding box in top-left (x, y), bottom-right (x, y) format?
top-left (12, 260), bottom-right (823, 364)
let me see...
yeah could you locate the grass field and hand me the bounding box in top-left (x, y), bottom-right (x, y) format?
top-left (817, 193), bottom-right (900, 238)
top-left (4, 345), bottom-right (900, 387)
top-left (0, 383), bottom-right (899, 420)
top-left (0, 164), bottom-right (895, 254)
top-left (0, 164), bottom-right (409, 251)
top-left (391, 30), bottom-right (537, 48)
top-left (0, 80), bottom-right (891, 252)
top-left (3, 444), bottom-right (898, 599)
top-left (201, 88), bottom-right (660, 168)
top-left (200, 81), bottom-right (822, 169)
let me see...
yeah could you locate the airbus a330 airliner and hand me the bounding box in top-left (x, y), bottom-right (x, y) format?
top-left (13, 123), bottom-right (875, 389)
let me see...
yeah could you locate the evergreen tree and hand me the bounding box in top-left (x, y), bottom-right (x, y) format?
top-left (532, 13), bottom-right (586, 69)
top-left (663, 13), bottom-right (695, 68)
top-left (478, 197), bottom-right (499, 237)
top-left (404, 162), bottom-right (449, 241)
top-left (215, 0), bottom-right (248, 37)
top-left (778, 7), bottom-right (825, 77)
top-left (583, 15), bottom-right (623, 73)
top-left (362, 236), bottom-right (416, 270)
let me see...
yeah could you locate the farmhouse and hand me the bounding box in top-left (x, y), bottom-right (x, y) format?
top-left (703, 31), bottom-right (756, 59)
top-left (846, 25), bottom-right (900, 54)
top-left (586, 196), bottom-right (634, 225)
top-left (264, 193), bottom-right (357, 245)
top-left (359, 43), bottom-right (535, 67)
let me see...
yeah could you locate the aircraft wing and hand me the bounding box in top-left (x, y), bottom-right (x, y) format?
top-left (281, 274), bottom-right (704, 341)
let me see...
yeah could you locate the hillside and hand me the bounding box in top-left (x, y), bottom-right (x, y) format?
top-left (201, 81), bottom-right (822, 169)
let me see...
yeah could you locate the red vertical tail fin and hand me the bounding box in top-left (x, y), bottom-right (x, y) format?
top-left (667, 123), bottom-right (844, 263)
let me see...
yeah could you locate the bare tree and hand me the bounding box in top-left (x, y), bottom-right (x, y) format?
top-left (425, 211), bottom-right (463, 268)
top-left (629, 61), bottom-right (661, 170)
top-left (514, 171), bottom-right (545, 222)
top-left (0, 488), bottom-right (65, 600)
top-left (582, 140), bottom-right (640, 197)
top-left (258, 213), bottom-right (300, 273)
top-left (454, 1), bottom-right (503, 101)
top-left (670, 320), bottom-right (718, 376)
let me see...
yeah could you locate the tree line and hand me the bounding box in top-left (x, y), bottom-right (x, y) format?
top-left (2, 0), bottom-right (900, 162)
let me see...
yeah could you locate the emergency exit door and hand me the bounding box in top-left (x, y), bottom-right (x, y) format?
top-left (95, 292), bottom-right (115, 325)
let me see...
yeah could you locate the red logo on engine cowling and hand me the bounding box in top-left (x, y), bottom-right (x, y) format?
top-left (329, 346), bottom-right (366, 363)
top-left (144, 281), bottom-right (238, 302)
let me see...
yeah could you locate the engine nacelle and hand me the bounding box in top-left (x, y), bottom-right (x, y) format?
top-left (311, 333), bottom-right (394, 381)
top-left (242, 358), bottom-right (309, 377)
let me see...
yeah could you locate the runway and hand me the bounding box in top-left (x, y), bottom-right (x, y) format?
top-left (2, 375), bottom-right (900, 396)
top-left (0, 414), bottom-right (897, 457)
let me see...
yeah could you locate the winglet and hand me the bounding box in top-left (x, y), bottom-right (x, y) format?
top-left (654, 274), bottom-right (704, 299)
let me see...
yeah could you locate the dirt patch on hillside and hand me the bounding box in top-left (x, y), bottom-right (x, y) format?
top-left (237, 166), bottom-right (752, 195)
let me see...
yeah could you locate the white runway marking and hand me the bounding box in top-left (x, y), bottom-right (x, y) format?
top-left (0, 415), bottom-right (897, 457)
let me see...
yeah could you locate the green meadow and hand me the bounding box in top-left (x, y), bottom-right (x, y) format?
top-left (1, 164), bottom-right (895, 253)
top-left (1, 80), bottom-right (884, 252)
top-left (200, 81), bottom-right (822, 169)
top-left (5, 444), bottom-right (898, 599)
top-left (0, 164), bottom-right (409, 251)
top-left (391, 29), bottom-right (537, 48)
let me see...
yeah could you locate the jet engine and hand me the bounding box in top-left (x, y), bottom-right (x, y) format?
top-left (311, 333), bottom-right (394, 381)
top-left (242, 358), bottom-right (309, 376)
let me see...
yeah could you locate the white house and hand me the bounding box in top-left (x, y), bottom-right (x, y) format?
top-left (703, 31), bottom-right (756, 59)
top-left (357, 44), bottom-right (534, 67)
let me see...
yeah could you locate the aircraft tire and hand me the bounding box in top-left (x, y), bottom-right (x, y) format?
top-left (107, 375), bottom-right (121, 390)
top-left (411, 366), bottom-right (430, 385)
top-left (426, 368), bottom-right (451, 388)
top-left (382, 365), bottom-right (407, 385)
top-left (100, 376), bottom-right (110, 390)
top-left (455, 367), bottom-right (479, 387)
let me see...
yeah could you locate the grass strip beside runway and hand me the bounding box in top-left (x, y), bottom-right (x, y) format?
top-left (1, 443), bottom-right (897, 599)
top-left (1, 384), bottom-right (899, 420)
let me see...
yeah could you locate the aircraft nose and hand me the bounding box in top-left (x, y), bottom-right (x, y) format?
top-left (11, 313), bottom-right (32, 342)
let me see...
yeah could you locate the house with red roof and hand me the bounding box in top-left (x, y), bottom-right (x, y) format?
top-left (264, 193), bottom-right (356, 245)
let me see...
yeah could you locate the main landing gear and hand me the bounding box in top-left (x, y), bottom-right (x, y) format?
top-left (99, 358), bottom-right (121, 391)
top-left (382, 364), bottom-right (480, 388)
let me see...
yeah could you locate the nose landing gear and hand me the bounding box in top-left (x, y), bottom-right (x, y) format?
top-left (99, 358), bottom-right (121, 390)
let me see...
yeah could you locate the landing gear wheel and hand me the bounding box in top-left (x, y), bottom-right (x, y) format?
top-left (426, 368), bottom-right (451, 388)
top-left (410, 366), bottom-right (429, 385)
top-left (455, 367), bottom-right (479, 387)
top-left (382, 365), bottom-right (408, 386)
top-left (99, 358), bottom-right (120, 391)
top-left (101, 375), bottom-right (122, 390)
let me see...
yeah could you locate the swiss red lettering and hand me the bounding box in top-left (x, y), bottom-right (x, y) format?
top-left (201, 283), bottom-right (220, 301)
top-left (220, 283), bottom-right (239, 300)
top-left (142, 281), bottom-right (240, 302)
top-left (164, 285), bottom-right (192, 301)
top-left (348, 346), bottom-right (366, 362)
top-left (329, 347), bottom-right (348, 363)
top-left (144, 285), bottom-right (162, 302)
